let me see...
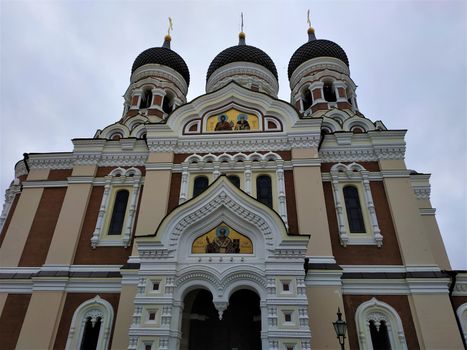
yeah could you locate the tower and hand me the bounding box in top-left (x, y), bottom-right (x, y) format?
top-left (0, 16), bottom-right (466, 350)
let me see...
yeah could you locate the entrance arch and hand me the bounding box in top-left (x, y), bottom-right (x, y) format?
top-left (181, 289), bottom-right (261, 350)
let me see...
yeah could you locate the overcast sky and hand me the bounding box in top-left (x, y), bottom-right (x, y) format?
top-left (0, 0), bottom-right (465, 268)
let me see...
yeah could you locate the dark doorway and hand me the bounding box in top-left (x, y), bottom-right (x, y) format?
top-left (181, 289), bottom-right (261, 350)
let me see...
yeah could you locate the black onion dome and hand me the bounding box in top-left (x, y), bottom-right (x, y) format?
top-left (288, 39), bottom-right (349, 79)
top-left (132, 47), bottom-right (190, 86)
top-left (207, 44), bottom-right (278, 81)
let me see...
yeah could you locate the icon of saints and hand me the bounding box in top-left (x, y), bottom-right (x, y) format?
top-left (205, 226), bottom-right (239, 253)
top-left (214, 114), bottom-right (234, 131)
top-left (234, 113), bottom-right (250, 130)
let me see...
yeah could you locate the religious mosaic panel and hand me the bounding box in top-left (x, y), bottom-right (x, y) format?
top-left (192, 223), bottom-right (253, 254)
top-left (206, 109), bottom-right (259, 132)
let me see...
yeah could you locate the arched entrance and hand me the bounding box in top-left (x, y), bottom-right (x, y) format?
top-left (181, 289), bottom-right (261, 350)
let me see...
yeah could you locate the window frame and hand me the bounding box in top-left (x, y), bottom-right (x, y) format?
top-left (330, 163), bottom-right (383, 247)
top-left (65, 296), bottom-right (114, 350)
top-left (91, 167), bottom-right (142, 248)
top-left (355, 298), bottom-right (408, 350)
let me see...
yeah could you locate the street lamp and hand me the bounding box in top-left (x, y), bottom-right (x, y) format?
top-left (332, 307), bottom-right (347, 350)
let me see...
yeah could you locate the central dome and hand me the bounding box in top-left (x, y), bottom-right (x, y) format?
top-left (132, 39), bottom-right (190, 86)
top-left (207, 43), bottom-right (278, 81)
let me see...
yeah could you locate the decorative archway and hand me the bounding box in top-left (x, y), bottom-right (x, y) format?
top-left (129, 177), bottom-right (311, 350)
top-left (180, 289), bottom-right (261, 350)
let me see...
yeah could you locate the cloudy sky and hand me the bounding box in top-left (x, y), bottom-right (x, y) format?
top-left (0, 0), bottom-right (465, 268)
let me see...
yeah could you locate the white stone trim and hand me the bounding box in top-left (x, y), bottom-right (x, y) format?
top-left (355, 298), bottom-right (408, 350)
top-left (91, 167), bottom-right (142, 248)
top-left (456, 303), bottom-right (467, 344)
top-left (0, 179), bottom-right (21, 233)
top-left (65, 295), bottom-right (114, 350)
top-left (330, 163), bottom-right (382, 247)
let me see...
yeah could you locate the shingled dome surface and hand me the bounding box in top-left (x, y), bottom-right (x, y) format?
top-left (207, 45), bottom-right (278, 81)
top-left (132, 47), bottom-right (190, 86)
top-left (288, 39), bottom-right (349, 79)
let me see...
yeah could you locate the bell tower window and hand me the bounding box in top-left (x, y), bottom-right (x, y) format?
top-left (162, 92), bottom-right (173, 114)
top-left (323, 80), bottom-right (336, 102)
top-left (302, 88), bottom-right (313, 111)
top-left (139, 89), bottom-right (153, 109)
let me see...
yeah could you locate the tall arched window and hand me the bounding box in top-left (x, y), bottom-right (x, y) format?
top-left (355, 298), bottom-right (408, 350)
top-left (256, 175), bottom-right (272, 208)
top-left (343, 186), bottom-right (365, 233)
top-left (108, 190), bottom-right (129, 235)
top-left (139, 89), bottom-right (153, 109)
top-left (66, 296), bottom-right (114, 350)
top-left (323, 81), bottom-right (336, 102)
top-left (227, 175), bottom-right (240, 189)
top-left (193, 176), bottom-right (209, 197)
top-left (302, 88), bottom-right (313, 111)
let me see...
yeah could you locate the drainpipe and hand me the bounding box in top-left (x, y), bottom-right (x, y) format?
top-left (446, 270), bottom-right (466, 350)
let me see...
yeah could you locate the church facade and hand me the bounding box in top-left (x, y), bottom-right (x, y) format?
top-left (0, 25), bottom-right (466, 350)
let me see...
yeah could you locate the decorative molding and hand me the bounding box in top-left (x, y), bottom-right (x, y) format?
top-left (147, 134), bottom-right (320, 154)
top-left (320, 146), bottom-right (406, 162)
top-left (91, 167), bottom-right (142, 249)
top-left (0, 180), bottom-right (21, 232)
top-left (65, 295), bottom-right (114, 350)
top-left (355, 298), bottom-right (408, 350)
top-left (330, 162), bottom-right (383, 247)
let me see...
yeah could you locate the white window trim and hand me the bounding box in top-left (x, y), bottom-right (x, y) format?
top-left (91, 167), bottom-right (142, 248)
top-left (330, 162), bottom-right (382, 247)
top-left (65, 295), bottom-right (114, 350)
top-left (355, 297), bottom-right (408, 350)
top-left (457, 303), bottom-right (467, 344)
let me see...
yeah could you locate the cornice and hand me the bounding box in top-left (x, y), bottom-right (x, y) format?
top-left (147, 134), bottom-right (320, 153)
top-left (320, 146), bottom-right (406, 162)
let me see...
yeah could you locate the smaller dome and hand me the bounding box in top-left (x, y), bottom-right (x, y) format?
top-left (288, 36), bottom-right (349, 80)
top-left (132, 37), bottom-right (190, 86)
top-left (207, 39), bottom-right (278, 81)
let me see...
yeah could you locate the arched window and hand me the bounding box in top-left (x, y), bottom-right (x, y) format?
top-left (66, 296), bottom-right (114, 350)
top-left (256, 175), bottom-right (272, 208)
top-left (302, 88), bottom-right (313, 111)
top-left (369, 320), bottom-right (391, 350)
top-left (343, 186), bottom-right (365, 233)
top-left (193, 176), bottom-right (209, 197)
top-left (139, 89), bottom-right (153, 109)
top-left (323, 81), bottom-right (336, 102)
top-left (355, 298), bottom-right (408, 350)
top-left (108, 190), bottom-right (129, 235)
top-left (227, 175), bottom-right (240, 189)
top-left (162, 93), bottom-right (173, 114)
top-left (80, 315), bottom-right (102, 349)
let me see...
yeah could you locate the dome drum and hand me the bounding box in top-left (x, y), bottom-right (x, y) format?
top-left (206, 38), bottom-right (279, 97)
top-left (206, 61), bottom-right (279, 96)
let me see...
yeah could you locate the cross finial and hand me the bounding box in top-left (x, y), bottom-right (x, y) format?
top-left (168, 17), bottom-right (173, 36)
top-left (241, 12), bottom-right (244, 33)
top-left (306, 9), bottom-right (316, 41)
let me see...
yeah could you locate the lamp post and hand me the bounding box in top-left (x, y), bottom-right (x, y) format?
top-left (332, 307), bottom-right (347, 350)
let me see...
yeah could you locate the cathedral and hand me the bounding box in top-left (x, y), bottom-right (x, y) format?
top-left (0, 19), bottom-right (466, 350)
